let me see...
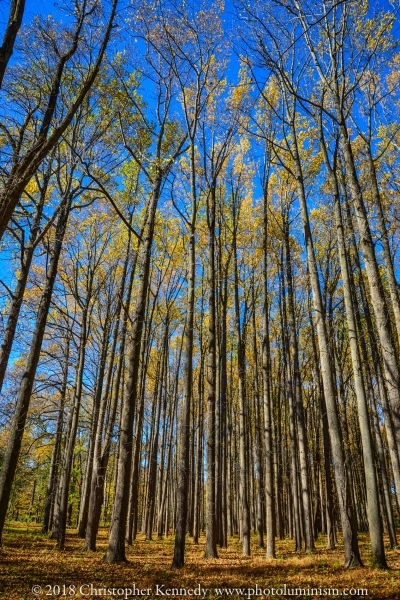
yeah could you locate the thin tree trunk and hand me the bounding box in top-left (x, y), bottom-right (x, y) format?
top-left (261, 173), bottom-right (276, 557)
top-left (252, 289), bottom-right (265, 549)
top-left (42, 336), bottom-right (70, 533)
top-left (127, 279), bottom-right (155, 545)
top-left (284, 213), bottom-right (314, 552)
top-left (0, 0), bottom-right (25, 88)
top-left (365, 144), bottom-right (400, 346)
top-left (232, 200), bottom-right (250, 556)
top-left (308, 293), bottom-right (335, 550)
top-left (0, 190), bottom-right (73, 546)
top-left (289, 114), bottom-right (362, 567)
top-left (0, 164), bottom-right (52, 395)
top-left (104, 177), bottom-right (162, 563)
top-left (193, 293), bottom-right (205, 546)
top-left (205, 185), bottom-right (218, 559)
top-left (336, 105), bottom-right (400, 454)
top-left (84, 242), bottom-right (136, 551)
top-left (52, 302), bottom-right (89, 550)
top-left (132, 351), bottom-right (152, 539)
top-left (319, 126), bottom-right (387, 566)
top-left (78, 303), bottom-right (111, 538)
top-left (145, 324), bottom-right (168, 540)
top-left (172, 155), bottom-right (196, 565)
top-left (342, 186), bottom-right (400, 510)
top-left (281, 273), bottom-right (302, 551)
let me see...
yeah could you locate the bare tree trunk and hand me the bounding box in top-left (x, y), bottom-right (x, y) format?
top-left (172, 156), bottom-right (196, 565)
top-left (347, 224), bottom-right (398, 549)
top-left (284, 213), bottom-right (314, 552)
top-left (252, 288), bottom-right (264, 549)
top-left (145, 324), bottom-right (168, 541)
top-left (365, 144), bottom-right (400, 346)
top-left (342, 182), bottom-right (400, 510)
top-left (308, 294), bottom-right (335, 550)
top-left (0, 164), bottom-right (52, 395)
top-left (104, 178), bottom-right (162, 563)
top-left (78, 303), bottom-right (111, 538)
top-left (84, 243), bottom-right (136, 552)
top-left (157, 358), bottom-right (169, 539)
top-left (261, 174), bottom-right (276, 558)
top-left (339, 121), bottom-right (400, 454)
top-left (52, 302), bottom-right (89, 550)
top-left (289, 116), bottom-right (362, 567)
top-left (193, 294), bottom-right (205, 546)
top-left (319, 126), bottom-right (387, 567)
top-left (0, 190), bottom-right (72, 546)
top-left (42, 336), bottom-right (70, 533)
top-left (126, 280), bottom-right (155, 545)
top-left (158, 379), bottom-right (177, 539)
top-left (128, 350), bottom-right (150, 542)
top-left (281, 272), bottom-right (302, 551)
top-left (232, 199), bottom-right (250, 556)
top-left (219, 268), bottom-right (229, 549)
top-left (0, 0), bottom-right (25, 88)
top-left (272, 371), bottom-right (283, 541)
top-left (205, 185), bottom-right (218, 559)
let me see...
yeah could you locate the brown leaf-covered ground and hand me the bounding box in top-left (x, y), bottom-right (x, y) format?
top-left (0, 524), bottom-right (399, 600)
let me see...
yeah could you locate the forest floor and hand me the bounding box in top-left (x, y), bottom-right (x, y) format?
top-left (0, 524), bottom-right (399, 600)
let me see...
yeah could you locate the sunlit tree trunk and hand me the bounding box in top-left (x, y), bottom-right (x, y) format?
top-left (105, 176), bottom-right (164, 563)
top-left (319, 121), bottom-right (386, 566)
top-left (288, 112), bottom-right (361, 567)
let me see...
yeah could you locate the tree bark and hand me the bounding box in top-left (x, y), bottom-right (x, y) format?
top-left (77, 302), bottom-right (111, 538)
top-left (104, 178), bottom-right (162, 563)
top-left (0, 0), bottom-right (25, 88)
top-left (0, 164), bottom-right (52, 395)
top-left (319, 125), bottom-right (387, 567)
top-left (84, 241), bottom-right (136, 551)
top-left (284, 212), bottom-right (314, 552)
top-left (42, 336), bottom-right (70, 533)
top-left (52, 302), bottom-right (89, 550)
top-left (289, 114), bottom-right (362, 567)
top-left (205, 184), bottom-right (218, 559)
top-left (0, 191), bottom-right (72, 546)
top-left (172, 139), bottom-right (197, 566)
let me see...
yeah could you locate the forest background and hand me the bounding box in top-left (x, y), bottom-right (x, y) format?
top-left (0, 0), bottom-right (400, 598)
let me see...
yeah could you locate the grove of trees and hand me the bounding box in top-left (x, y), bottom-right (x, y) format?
top-left (0, 0), bottom-right (400, 573)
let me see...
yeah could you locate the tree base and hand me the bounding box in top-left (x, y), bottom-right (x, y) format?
top-left (171, 559), bottom-right (184, 569)
top-left (82, 544), bottom-right (96, 552)
top-left (345, 553), bottom-right (363, 569)
top-left (102, 550), bottom-right (127, 564)
top-left (204, 549), bottom-right (218, 559)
